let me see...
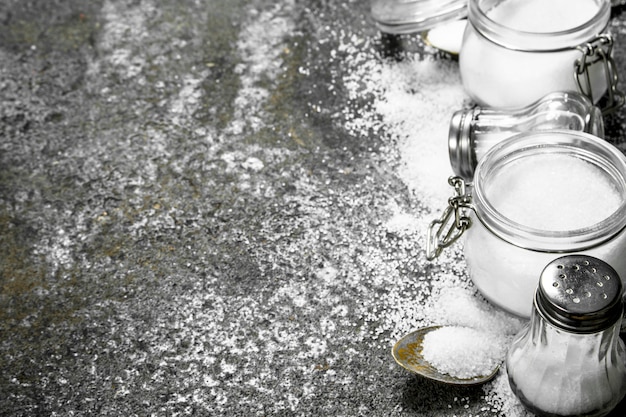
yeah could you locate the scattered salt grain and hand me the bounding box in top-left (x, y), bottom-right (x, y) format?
top-left (482, 370), bottom-right (532, 417)
top-left (242, 157), bottom-right (265, 171)
top-left (421, 326), bottom-right (506, 379)
top-left (425, 286), bottom-right (525, 336)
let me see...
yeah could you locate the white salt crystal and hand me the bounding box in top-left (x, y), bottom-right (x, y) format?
top-left (482, 370), bottom-right (533, 417)
top-left (488, 0), bottom-right (599, 33)
top-left (333, 12), bottom-right (531, 414)
top-left (421, 326), bottom-right (507, 379)
top-left (487, 153), bottom-right (622, 231)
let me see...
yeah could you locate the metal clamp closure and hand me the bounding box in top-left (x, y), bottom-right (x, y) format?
top-left (575, 34), bottom-right (625, 115)
top-left (426, 176), bottom-right (473, 260)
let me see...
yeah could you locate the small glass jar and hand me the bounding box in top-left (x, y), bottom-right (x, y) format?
top-left (370, 0), bottom-right (467, 35)
top-left (506, 255), bottom-right (626, 417)
top-left (459, 0), bottom-right (620, 110)
top-left (448, 91), bottom-right (605, 181)
top-left (427, 130), bottom-right (626, 318)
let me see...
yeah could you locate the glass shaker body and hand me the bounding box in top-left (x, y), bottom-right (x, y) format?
top-left (506, 255), bottom-right (626, 416)
top-left (459, 0), bottom-right (612, 109)
top-left (508, 316), bottom-right (626, 416)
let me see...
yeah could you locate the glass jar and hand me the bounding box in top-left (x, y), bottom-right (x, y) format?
top-left (370, 0), bottom-right (467, 34)
top-left (448, 91), bottom-right (605, 181)
top-left (427, 130), bottom-right (626, 318)
top-left (459, 0), bottom-right (622, 111)
top-left (506, 255), bottom-right (626, 417)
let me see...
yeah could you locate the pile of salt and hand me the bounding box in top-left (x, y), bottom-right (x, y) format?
top-left (421, 326), bottom-right (507, 379)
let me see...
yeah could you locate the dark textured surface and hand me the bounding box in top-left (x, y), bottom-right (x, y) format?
top-left (2, 1), bottom-right (626, 416)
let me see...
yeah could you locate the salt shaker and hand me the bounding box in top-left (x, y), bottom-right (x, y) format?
top-left (506, 255), bottom-right (626, 417)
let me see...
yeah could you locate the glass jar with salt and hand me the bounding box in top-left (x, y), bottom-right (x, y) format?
top-left (448, 91), bottom-right (605, 181)
top-left (427, 130), bottom-right (626, 318)
top-left (506, 255), bottom-right (626, 417)
top-left (460, 0), bottom-right (624, 113)
top-left (370, 0), bottom-right (468, 35)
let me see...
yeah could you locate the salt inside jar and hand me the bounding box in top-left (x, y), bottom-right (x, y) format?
top-left (427, 130), bottom-right (626, 318)
top-left (459, 0), bottom-right (622, 110)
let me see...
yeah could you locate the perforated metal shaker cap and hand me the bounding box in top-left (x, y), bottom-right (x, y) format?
top-left (536, 255), bottom-right (623, 333)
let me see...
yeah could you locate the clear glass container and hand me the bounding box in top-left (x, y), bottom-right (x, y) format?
top-left (370, 0), bottom-right (467, 34)
top-left (459, 0), bottom-right (619, 110)
top-left (448, 91), bottom-right (605, 181)
top-left (506, 255), bottom-right (626, 417)
top-left (427, 130), bottom-right (626, 318)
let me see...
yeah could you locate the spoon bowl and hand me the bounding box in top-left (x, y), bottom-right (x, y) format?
top-left (392, 325), bottom-right (500, 385)
top-left (423, 19), bottom-right (467, 55)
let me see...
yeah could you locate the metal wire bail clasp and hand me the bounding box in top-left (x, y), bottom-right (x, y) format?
top-left (575, 34), bottom-right (625, 115)
top-left (426, 176), bottom-right (473, 260)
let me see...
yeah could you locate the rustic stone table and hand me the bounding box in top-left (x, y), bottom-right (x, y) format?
top-left (2, 1), bottom-right (626, 416)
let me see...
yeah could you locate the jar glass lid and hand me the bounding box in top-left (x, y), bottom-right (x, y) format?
top-left (370, 0), bottom-right (468, 34)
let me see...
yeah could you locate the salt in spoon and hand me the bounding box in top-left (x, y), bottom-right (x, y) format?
top-left (392, 325), bottom-right (500, 386)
